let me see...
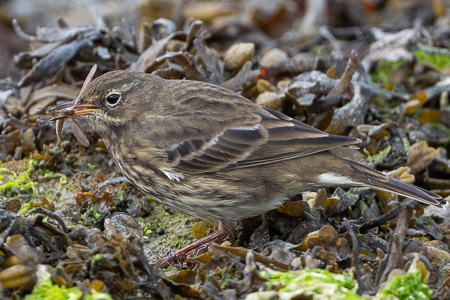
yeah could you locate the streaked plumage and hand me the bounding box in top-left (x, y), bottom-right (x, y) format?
top-left (50, 71), bottom-right (446, 229)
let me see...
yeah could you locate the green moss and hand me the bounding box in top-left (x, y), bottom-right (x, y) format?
top-left (87, 163), bottom-right (99, 171)
top-left (430, 123), bottom-right (450, 135)
top-left (310, 46), bottom-right (329, 56)
top-left (81, 205), bottom-right (104, 226)
top-left (18, 202), bottom-right (34, 215)
top-left (364, 145), bottom-right (392, 164)
top-left (92, 254), bottom-right (104, 262)
top-left (379, 270), bottom-right (431, 300)
top-left (24, 266), bottom-right (112, 300)
top-left (84, 291), bottom-right (114, 300)
top-left (143, 223), bottom-right (152, 236)
top-left (70, 183), bottom-right (81, 191)
top-left (414, 49), bottom-right (450, 68)
top-left (252, 268), bottom-right (361, 300)
top-left (402, 138), bottom-right (410, 152)
top-left (247, 268), bottom-right (432, 300)
top-left (38, 169), bottom-right (68, 187)
top-left (0, 167), bottom-right (16, 179)
top-left (371, 60), bottom-right (407, 86)
top-left (0, 160), bottom-right (37, 196)
top-left (139, 204), bottom-right (194, 261)
top-left (40, 190), bottom-right (57, 200)
top-left (92, 206), bottom-right (104, 221)
top-left (218, 267), bottom-right (240, 289)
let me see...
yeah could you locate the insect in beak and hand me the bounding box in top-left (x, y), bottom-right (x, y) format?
top-left (48, 64), bottom-right (98, 147)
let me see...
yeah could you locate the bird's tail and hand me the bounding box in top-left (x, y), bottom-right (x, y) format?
top-left (344, 158), bottom-right (446, 208)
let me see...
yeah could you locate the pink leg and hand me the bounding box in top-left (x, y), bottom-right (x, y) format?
top-left (155, 230), bottom-right (228, 268)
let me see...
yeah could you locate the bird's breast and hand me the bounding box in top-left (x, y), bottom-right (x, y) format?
top-left (107, 140), bottom-right (174, 192)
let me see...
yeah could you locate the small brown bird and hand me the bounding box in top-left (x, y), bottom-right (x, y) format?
top-left (50, 71), bottom-right (446, 230)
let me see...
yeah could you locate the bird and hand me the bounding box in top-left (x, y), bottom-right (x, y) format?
top-left (49, 70), bottom-right (446, 231)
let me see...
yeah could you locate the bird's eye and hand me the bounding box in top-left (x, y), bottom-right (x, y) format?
top-left (105, 93), bottom-right (121, 106)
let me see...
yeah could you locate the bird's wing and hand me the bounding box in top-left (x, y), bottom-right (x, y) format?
top-left (159, 103), bottom-right (360, 174)
top-left (229, 108), bottom-right (361, 169)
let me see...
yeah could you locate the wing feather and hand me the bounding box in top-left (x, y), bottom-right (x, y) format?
top-left (159, 107), bottom-right (360, 174)
top-left (152, 81), bottom-right (360, 175)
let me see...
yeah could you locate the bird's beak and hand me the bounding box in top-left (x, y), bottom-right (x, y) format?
top-left (48, 100), bottom-right (99, 120)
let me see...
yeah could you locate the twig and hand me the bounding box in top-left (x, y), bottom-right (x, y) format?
top-left (359, 206), bottom-right (400, 234)
top-left (375, 203), bottom-right (413, 286)
top-left (344, 220), bottom-right (367, 293)
top-left (26, 207), bottom-right (69, 233)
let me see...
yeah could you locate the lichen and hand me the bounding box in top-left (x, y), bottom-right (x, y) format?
top-left (139, 201), bottom-right (194, 262)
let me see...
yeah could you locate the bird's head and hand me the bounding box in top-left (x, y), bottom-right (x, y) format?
top-left (49, 71), bottom-right (164, 136)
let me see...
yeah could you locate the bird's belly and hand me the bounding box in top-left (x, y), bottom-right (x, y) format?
top-left (112, 157), bottom-right (288, 223)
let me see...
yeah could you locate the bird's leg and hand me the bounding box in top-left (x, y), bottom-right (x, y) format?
top-left (155, 230), bottom-right (228, 268)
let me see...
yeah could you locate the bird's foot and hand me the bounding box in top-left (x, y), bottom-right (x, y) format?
top-left (155, 230), bottom-right (227, 268)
